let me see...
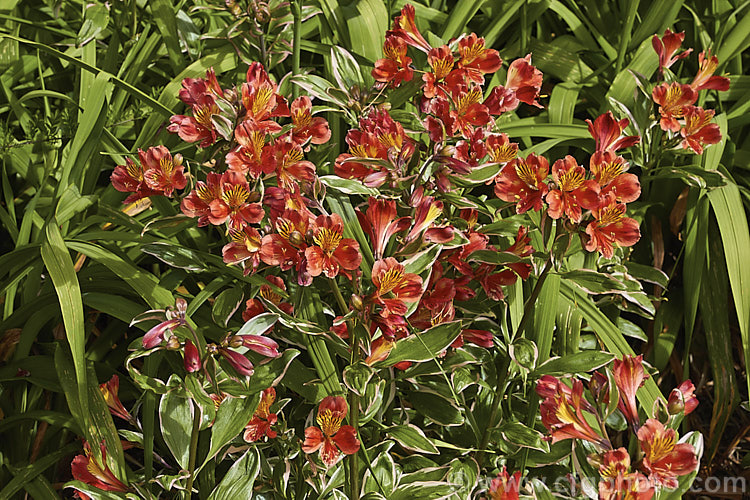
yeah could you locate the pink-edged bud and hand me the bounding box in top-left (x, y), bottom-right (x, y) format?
top-left (668, 380), bottom-right (698, 415)
top-left (219, 348), bottom-right (254, 376)
top-left (142, 318), bottom-right (181, 349)
top-left (241, 334), bottom-right (280, 358)
top-left (184, 340), bottom-right (201, 373)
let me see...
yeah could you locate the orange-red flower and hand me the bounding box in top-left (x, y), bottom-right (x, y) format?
top-left (586, 112), bottom-right (640, 153)
top-left (222, 226), bottom-right (263, 275)
top-left (244, 387), bottom-right (278, 441)
top-left (679, 106), bottom-right (721, 155)
top-left (260, 210), bottom-right (310, 272)
top-left (651, 82), bottom-right (698, 132)
top-left (546, 155), bottom-right (600, 223)
top-left (208, 172), bottom-right (264, 230)
top-left (668, 380), bottom-right (698, 416)
top-left (180, 172), bottom-right (223, 226)
top-left (422, 45), bottom-right (454, 98)
top-left (485, 133), bottom-right (519, 165)
top-left (70, 441), bottom-right (128, 499)
top-left (652, 29), bottom-right (692, 72)
top-left (505, 54), bottom-right (543, 108)
top-left (456, 33), bottom-right (502, 84)
top-left (301, 396), bottom-right (360, 467)
top-left (598, 448), bottom-right (654, 500)
top-left (357, 197), bottom-right (411, 259)
top-left (540, 379), bottom-right (607, 446)
top-left (484, 85), bottom-right (520, 115)
top-left (241, 62), bottom-right (289, 131)
top-left (111, 146), bottom-right (186, 203)
top-left (99, 375), bottom-right (130, 422)
top-left (305, 214), bottom-right (362, 278)
top-left (589, 151), bottom-right (641, 203)
top-left (612, 354), bottom-right (646, 428)
top-left (269, 138), bottom-right (317, 190)
top-left (584, 193), bottom-right (641, 259)
top-left (168, 93), bottom-right (221, 147)
top-left (371, 258), bottom-right (423, 316)
top-left (373, 35), bottom-right (414, 87)
top-left (494, 153), bottom-right (550, 213)
top-left (387, 4), bottom-right (431, 53)
top-left (690, 50), bottom-right (730, 92)
top-left (226, 121), bottom-right (272, 178)
top-left (242, 276), bottom-right (293, 322)
top-left (488, 466), bottom-right (521, 500)
top-left (637, 418), bottom-right (698, 489)
top-left (290, 96), bottom-right (331, 145)
top-left (450, 86), bottom-right (491, 138)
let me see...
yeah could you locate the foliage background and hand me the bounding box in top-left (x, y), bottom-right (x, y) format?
top-left (0, 0), bottom-right (749, 497)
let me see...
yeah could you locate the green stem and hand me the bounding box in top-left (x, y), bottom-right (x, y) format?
top-left (291, 0), bottom-right (302, 100)
top-left (185, 399), bottom-right (201, 497)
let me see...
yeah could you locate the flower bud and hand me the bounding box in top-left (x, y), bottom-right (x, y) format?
top-left (438, 145), bottom-right (456, 157)
top-left (228, 335), bottom-right (244, 348)
top-left (667, 379), bottom-right (698, 415)
top-left (184, 339), bottom-right (201, 373)
top-left (289, 231), bottom-right (304, 247)
top-left (166, 335), bottom-right (181, 350)
top-left (351, 294), bottom-right (363, 311)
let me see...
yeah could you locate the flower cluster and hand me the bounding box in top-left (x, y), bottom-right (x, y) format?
top-left (111, 146), bottom-right (186, 204)
top-left (651, 29), bottom-right (730, 154)
top-left (537, 355), bottom-right (699, 498)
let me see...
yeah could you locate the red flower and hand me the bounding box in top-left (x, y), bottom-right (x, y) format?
top-left (612, 354), bottom-right (646, 428)
top-left (301, 396), bottom-right (360, 467)
top-left (260, 210), bottom-right (310, 273)
top-left (218, 347), bottom-right (256, 377)
top-left (290, 96), bottom-right (331, 145)
top-left (222, 226), bottom-right (263, 275)
top-left (244, 388), bottom-right (278, 441)
top-left (387, 4), bottom-right (431, 53)
top-left (679, 106), bottom-right (721, 155)
top-left (270, 138), bottom-right (317, 190)
top-left (589, 151), bottom-right (641, 203)
top-left (456, 33), bottom-right (502, 84)
top-left (540, 379), bottom-right (607, 446)
top-left (484, 85), bottom-right (520, 115)
top-left (140, 146), bottom-right (187, 196)
top-left (668, 380), bottom-right (699, 415)
top-left (546, 155), bottom-right (600, 223)
top-left (652, 29), bottom-right (692, 72)
top-left (586, 112), bottom-right (640, 153)
top-left (494, 153), bottom-right (550, 213)
top-left (226, 121), bottom-right (272, 178)
top-left (177, 68), bottom-right (223, 106)
top-left (168, 92), bottom-right (221, 147)
top-left (598, 448), bottom-right (654, 500)
top-left (364, 336), bottom-right (396, 365)
top-left (373, 35), bottom-right (414, 87)
top-left (180, 172), bottom-right (223, 226)
top-left (651, 82), bottom-right (698, 132)
top-left (305, 214), bottom-right (362, 278)
top-left (71, 441), bottom-right (128, 499)
top-left (208, 172), bottom-right (264, 230)
top-left (241, 62), bottom-right (289, 129)
top-left (356, 197), bottom-right (411, 259)
top-left (111, 157), bottom-right (157, 204)
top-left (422, 45), bottom-right (454, 98)
top-left (476, 267), bottom-right (517, 301)
top-left (505, 54), bottom-right (543, 108)
top-left (485, 133), bottom-right (519, 165)
top-left (371, 258), bottom-right (423, 316)
top-left (585, 193), bottom-right (641, 259)
top-left (406, 196), bottom-right (446, 243)
top-left (99, 375), bottom-right (130, 422)
top-left (184, 339), bottom-right (201, 373)
top-left (637, 418), bottom-right (698, 489)
top-left (242, 276), bottom-right (293, 322)
top-left (488, 467), bottom-right (521, 500)
top-left (690, 50), bottom-right (730, 92)
top-left (450, 86), bottom-right (490, 138)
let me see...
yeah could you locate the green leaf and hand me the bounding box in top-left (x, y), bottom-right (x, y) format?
top-left (378, 322), bottom-right (462, 367)
top-left (319, 175), bottom-right (379, 196)
top-left (343, 362), bottom-right (375, 397)
top-left (141, 242), bottom-right (208, 272)
top-left (497, 421), bottom-right (549, 452)
top-left (212, 287), bottom-right (244, 328)
top-left (363, 451), bottom-right (397, 496)
top-left (390, 481), bottom-right (459, 500)
top-left (203, 394), bottom-right (259, 468)
top-left (77, 3), bottom-right (109, 47)
top-left (159, 383), bottom-right (193, 469)
top-left (1, 443), bottom-right (80, 499)
top-left (407, 391), bottom-right (464, 426)
top-left (387, 424), bottom-right (439, 455)
top-left (207, 448), bottom-right (261, 500)
top-left (533, 351), bottom-right (615, 376)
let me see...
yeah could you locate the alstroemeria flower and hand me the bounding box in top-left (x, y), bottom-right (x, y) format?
top-left (690, 50), bottom-right (730, 92)
top-left (450, 86), bottom-right (490, 138)
top-left (652, 82), bottom-right (698, 132)
top-left (180, 172), bottom-right (223, 226)
top-left (209, 172), bottom-right (264, 230)
top-left (290, 96), bottom-right (331, 145)
top-left (598, 448), bottom-right (654, 500)
top-left (484, 85), bottom-right (520, 115)
top-left (494, 153), bottom-right (550, 213)
top-left (536, 375), bottom-right (594, 412)
top-left (242, 276), bottom-right (293, 322)
top-left (139, 298), bottom-right (189, 349)
top-left (637, 419), bottom-right (698, 489)
top-left (585, 193), bottom-right (641, 259)
top-left (540, 379), bottom-right (607, 447)
top-left (373, 35), bottom-right (414, 88)
top-left (356, 197), bottom-right (411, 259)
top-left (304, 214), bottom-right (361, 279)
top-left (244, 387), bottom-right (278, 441)
top-left (422, 45), bottom-right (454, 98)
top-left (99, 375), bottom-right (130, 422)
top-left (668, 380), bottom-right (699, 415)
top-left (612, 354), bottom-right (647, 428)
top-left (371, 258), bottom-right (423, 316)
top-left (546, 155), bottom-right (600, 223)
top-left (652, 29), bottom-right (692, 72)
top-left (226, 121), bottom-right (272, 178)
top-left (168, 93), bottom-right (221, 147)
top-left (586, 112), bottom-right (640, 153)
top-left (679, 106), bottom-right (722, 155)
top-left (488, 467), bottom-right (522, 500)
top-left (456, 33), bottom-right (502, 84)
top-left (485, 133), bottom-right (519, 165)
top-left (364, 336), bottom-right (396, 365)
top-left (589, 151), bottom-right (641, 203)
top-left (264, 185), bottom-right (314, 222)
top-left (260, 210), bottom-right (311, 284)
top-left (111, 157), bottom-right (158, 204)
top-left (71, 441), bottom-right (128, 499)
top-left (406, 196), bottom-right (448, 243)
top-left (269, 138), bottom-right (317, 190)
top-left (475, 266), bottom-right (517, 301)
top-left (140, 146), bottom-right (187, 197)
top-left (387, 4), bottom-right (431, 53)
top-left (301, 396), bottom-right (360, 467)
top-left (241, 62), bottom-right (289, 130)
top-left (505, 54), bottom-right (543, 108)
top-left (222, 226), bottom-right (263, 275)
